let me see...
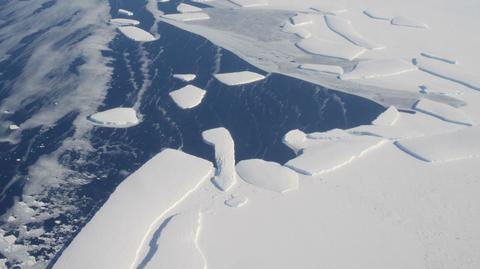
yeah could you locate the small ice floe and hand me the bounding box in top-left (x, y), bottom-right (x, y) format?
top-left (395, 126), bottom-right (480, 163)
top-left (162, 12), bottom-right (210, 22)
top-left (340, 59), bottom-right (417, 80)
top-left (363, 9), bottom-right (392, 20)
top-left (169, 85), bottom-right (206, 109)
top-left (109, 18), bottom-right (140, 26)
top-left (214, 71), bottom-right (265, 86)
top-left (296, 37), bottom-right (366, 61)
top-left (229, 0), bottom-right (268, 8)
top-left (177, 3), bottom-right (203, 13)
top-left (173, 74), bottom-right (196, 82)
top-left (52, 149), bottom-right (214, 269)
top-left (202, 128), bottom-right (237, 192)
top-left (224, 195), bottom-right (249, 208)
top-left (310, 4), bottom-right (347, 15)
top-left (87, 107), bottom-right (139, 128)
top-left (325, 15), bottom-right (385, 50)
top-left (414, 99), bottom-right (473, 126)
top-left (236, 159), bottom-right (299, 193)
top-left (285, 132), bottom-right (387, 176)
top-left (298, 63), bottom-right (344, 76)
top-left (391, 16), bottom-right (429, 29)
top-left (289, 13), bottom-right (312, 26)
top-left (8, 124), bottom-right (20, 130)
top-left (118, 8), bottom-right (133, 16)
top-left (414, 58), bottom-right (479, 91)
top-left (372, 106), bottom-right (400, 126)
top-left (420, 52), bottom-right (457, 65)
top-left (118, 26), bottom-right (156, 42)
top-left (143, 212), bottom-right (205, 269)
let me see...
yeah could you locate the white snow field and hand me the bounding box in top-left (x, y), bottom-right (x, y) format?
top-left (51, 0), bottom-right (480, 268)
top-left (236, 159), bottom-right (299, 193)
top-left (414, 98), bottom-right (473, 126)
top-left (298, 63), bottom-right (344, 76)
top-left (162, 12), bottom-right (211, 22)
top-left (341, 59), bottom-right (417, 80)
top-left (173, 73), bottom-right (197, 82)
top-left (52, 149), bottom-right (214, 269)
top-left (296, 37), bottom-right (366, 60)
top-left (324, 15), bottom-right (384, 50)
top-left (214, 71), bottom-right (266, 86)
top-left (177, 3), bottom-right (203, 13)
top-left (202, 128), bottom-right (237, 191)
top-left (169, 85), bottom-right (206, 109)
top-left (118, 26), bottom-right (156, 42)
top-left (87, 107), bottom-right (139, 128)
top-left (109, 18), bottom-right (140, 26)
top-left (395, 126), bottom-right (480, 163)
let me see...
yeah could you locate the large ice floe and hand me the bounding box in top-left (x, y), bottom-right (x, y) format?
top-left (296, 37), bottom-right (366, 60)
top-left (214, 71), bottom-right (266, 86)
top-left (87, 107), bottom-right (139, 128)
top-left (162, 13), bottom-right (211, 22)
top-left (118, 26), bottom-right (156, 42)
top-left (52, 149), bottom-right (214, 269)
top-left (169, 85), bottom-right (206, 109)
top-left (341, 59), bottom-right (417, 80)
top-left (202, 128), bottom-right (237, 191)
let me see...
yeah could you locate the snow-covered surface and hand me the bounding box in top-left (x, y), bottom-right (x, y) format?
top-left (162, 12), bottom-right (211, 22)
top-left (236, 159), bottom-right (299, 193)
top-left (341, 59), bottom-right (417, 80)
top-left (372, 106), bottom-right (399, 126)
top-left (118, 26), bottom-right (156, 42)
top-left (202, 128), bottom-right (237, 191)
top-left (177, 3), bottom-right (203, 13)
top-left (52, 149), bottom-right (214, 269)
top-left (414, 98), bottom-right (473, 126)
top-left (391, 16), bottom-right (429, 29)
top-left (229, 0), bottom-right (268, 8)
top-left (214, 71), bottom-right (265, 86)
top-left (173, 73), bottom-right (197, 82)
top-left (296, 37), bottom-right (366, 60)
top-left (298, 63), bottom-right (344, 75)
top-left (169, 85), bottom-right (206, 109)
top-left (87, 107), bottom-right (139, 128)
top-left (324, 15), bottom-right (384, 50)
top-left (395, 126), bottom-right (480, 163)
top-left (224, 195), bottom-right (249, 208)
top-left (109, 18), bottom-right (140, 26)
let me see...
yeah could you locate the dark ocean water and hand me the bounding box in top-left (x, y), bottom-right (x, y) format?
top-left (0, 0), bottom-right (385, 267)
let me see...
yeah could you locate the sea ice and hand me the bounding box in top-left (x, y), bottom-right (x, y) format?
top-left (169, 85), bottom-right (206, 109)
top-left (282, 22), bottom-right (312, 39)
top-left (289, 13), bottom-right (312, 26)
top-left (236, 159), bottom-right (299, 193)
top-left (224, 195), bottom-right (249, 208)
top-left (214, 71), bottom-right (265, 86)
top-left (341, 59), bottom-right (417, 80)
top-left (414, 58), bottom-right (480, 91)
top-left (202, 128), bottom-right (237, 191)
top-left (118, 9), bottom-right (133, 16)
top-left (109, 18), bottom-right (140, 26)
top-left (173, 74), bottom-right (196, 82)
top-left (229, 0), bottom-right (268, 8)
top-left (363, 9), bottom-right (392, 20)
top-left (395, 126), bottom-right (480, 163)
top-left (118, 26), bottom-right (156, 42)
top-left (285, 135), bottom-right (387, 176)
top-left (177, 3), bottom-right (203, 13)
top-left (52, 149), bottom-right (214, 269)
top-left (391, 16), bottom-right (429, 29)
top-left (162, 13), bottom-right (210, 22)
top-left (414, 98), bottom-right (473, 126)
top-left (310, 4), bottom-right (348, 15)
top-left (420, 52), bottom-right (457, 65)
top-left (324, 15), bottom-right (384, 50)
top-left (372, 106), bottom-right (400, 126)
top-left (87, 107), bottom-right (139, 128)
top-left (296, 37), bottom-right (366, 61)
top-left (298, 63), bottom-right (344, 76)
top-left (143, 212), bottom-right (205, 269)
top-left (8, 124), bottom-right (20, 130)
